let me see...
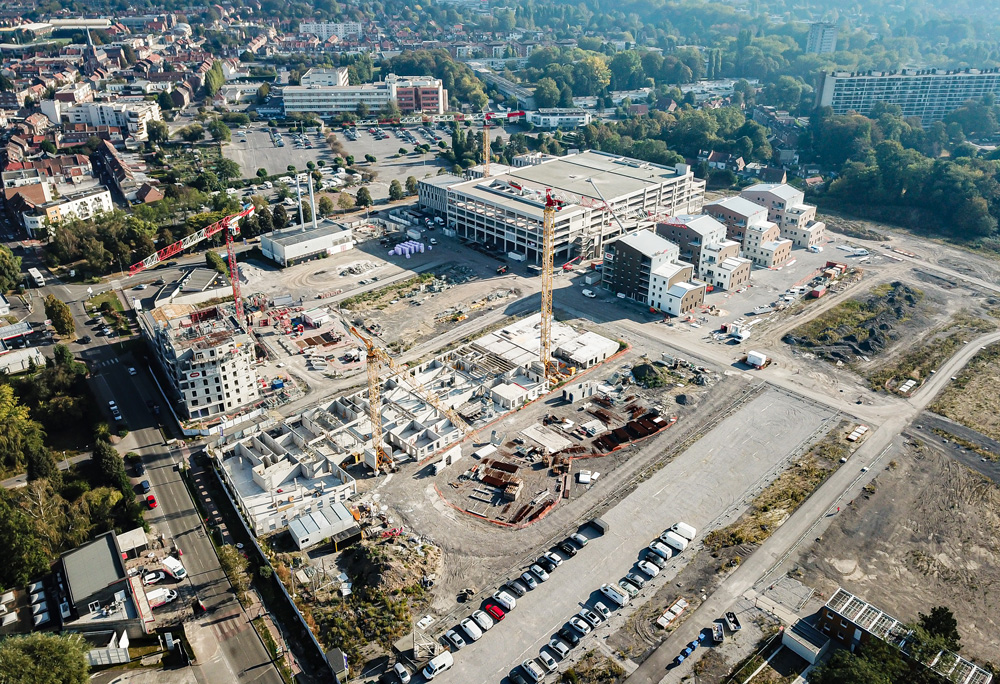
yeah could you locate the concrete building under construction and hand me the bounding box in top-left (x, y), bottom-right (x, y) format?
top-left (417, 150), bottom-right (705, 265)
top-left (139, 302), bottom-right (260, 421)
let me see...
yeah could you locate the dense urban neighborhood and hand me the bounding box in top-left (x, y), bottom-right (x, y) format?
top-left (2, 0), bottom-right (1000, 684)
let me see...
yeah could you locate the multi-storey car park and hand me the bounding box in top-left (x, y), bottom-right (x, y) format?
top-left (418, 150), bottom-right (706, 265)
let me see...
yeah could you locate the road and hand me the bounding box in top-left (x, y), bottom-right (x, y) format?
top-left (625, 327), bottom-right (1000, 682)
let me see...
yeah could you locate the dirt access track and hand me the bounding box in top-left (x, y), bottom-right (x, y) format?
top-left (798, 439), bottom-right (1000, 666)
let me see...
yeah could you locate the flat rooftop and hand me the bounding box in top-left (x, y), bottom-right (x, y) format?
top-left (263, 219), bottom-right (351, 247)
top-left (62, 532), bottom-right (125, 609)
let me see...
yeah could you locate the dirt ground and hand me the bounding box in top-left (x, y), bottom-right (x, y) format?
top-left (931, 342), bottom-right (1000, 442)
top-left (797, 439), bottom-right (1000, 668)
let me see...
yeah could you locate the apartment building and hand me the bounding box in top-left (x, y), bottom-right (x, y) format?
top-left (21, 187), bottom-right (113, 237)
top-left (421, 151), bottom-right (705, 263)
top-left (739, 183), bottom-right (826, 248)
top-left (139, 303), bottom-right (260, 421)
top-left (815, 68), bottom-right (1000, 126)
top-left (655, 215), bottom-right (751, 291)
top-left (300, 67), bottom-right (349, 87)
top-left (703, 195), bottom-right (769, 243)
top-left (297, 21), bottom-right (363, 40)
top-left (602, 229), bottom-right (705, 316)
top-left (62, 101), bottom-right (162, 141)
top-left (282, 74), bottom-right (447, 115)
top-left (742, 222), bottom-right (792, 268)
top-left (526, 108), bottom-right (593, 129)
top-left (806, 22), bottom-right (837, 55)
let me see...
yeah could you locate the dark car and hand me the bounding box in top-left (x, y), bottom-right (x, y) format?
top-left (506, 580), bottom-right (527, 597)
top-left (537, 555), bottom-right (557, 573)
top-left (558, 540), bottom-right (578, 557)
top-left (134, 461), bottom-right (145, 476)
top-left (140, 480), bottom-right (151, 493)
top-left (508, 669), bottom-right (529, 684)
top-left (79, 336), bottom-right (91, 344)
top-left (558, 627), bottom-right (580, 646)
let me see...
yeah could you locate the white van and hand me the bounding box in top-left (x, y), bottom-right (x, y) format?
top-left (162, 556), bottom-right (187, 580)
top-left (422, 651), bottom-right (454, 679)
top-left (147, 588), bottom-right (178, 609)
top-left (582, 289), bottom-right (597, 298)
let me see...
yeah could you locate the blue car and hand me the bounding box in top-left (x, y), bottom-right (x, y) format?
top-left (140, 480), bottom-right (151, 493)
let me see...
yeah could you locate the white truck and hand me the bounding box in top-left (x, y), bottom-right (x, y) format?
top-left (146, 588), bottom-right (178, 609)
top-left (162, 556), bottom-right (187, 580)
top-left (659, 530), bottom-right (689, 553)
top-left (672, 522), bottom-right (697, 541)
top-left (600, 583), bottom-right (630, 607)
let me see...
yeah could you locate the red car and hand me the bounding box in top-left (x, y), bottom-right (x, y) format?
top-left (485, 604), bottom-right (505, 622)
top-left (146, 494), bottom-right (158, 509)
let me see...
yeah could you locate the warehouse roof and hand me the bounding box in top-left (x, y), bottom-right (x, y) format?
top-left (62, 532), bottom-right (125, 608)
top-left (263, 220), bottom-right (351, 247)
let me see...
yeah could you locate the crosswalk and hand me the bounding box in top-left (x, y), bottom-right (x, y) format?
top-left (94, 358), bottom-right (120, 368)
top-left (210, 612), bottom-right (251, 641)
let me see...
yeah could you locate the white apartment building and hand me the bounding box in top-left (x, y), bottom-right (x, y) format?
top-left (655, 215), bottom-right (752, 291)
top-left (806, 22), bottom-right (837, 55)
top-left (63, 101), bottom-right (162, 141)
top-left (300, 67), bottom-right (349, 87)
top-left (297, 21), bottom-right (363, 40)
top-left (527, 108), bottom-right (593, 129)
top-left (22, 187), bottom-right (113, 237)
top-left (739, 183), bottom-right (826, 248)
top-left (815, 68), bottom-right (1000, 126)
top-left (282, 74), bottom-right (447, 115)
top-left (422, 150), bottom-right (705, 263)
top-left (139, 303), bottom-right (260, 421)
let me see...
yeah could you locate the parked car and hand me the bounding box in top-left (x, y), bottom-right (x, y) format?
top-left (134, 461), bottom-right (145, 476)
top-left (548, 637), bottom-right (570, 658)
top-left (460, 618), bottom-right (483, 642)
top-left (506, 579), bottom-right (528, 597)
top-left (637, 560), bottom-right (661, 578)
top-left (470, 610), bottom-right (494, 632)
top-left (79, 335), bottom-right (91, 344)
top-left (393, 662), bottom-right (410, 683)
top-left (578, 608), bottom-right (601, 627)
top-left (520, 571), bottom-right (538, 589)
top-left (594, 602), bottom-right (611, 619)
top-left (146, 494), bottom-right (157, 508)
top-left (536, 556), bottom-right (557, 573)
top-left (543, 551), bottom-right (563, 567)
top-left (648, 540), bottom-right (673, 560)
top-left (520, 659), bottom-right (545, 683)
top-left (484, 604), bottom-right (505, 622)
top-left (128, 367), bottom-right (137, 375)
top-left (492, 590), bottom-right (516, 611)
top-left (570, 533), bottom-right (589, 548)
top-left (443, 629), bottom-right (466, 650)
top-left (508, 669), bottom-right (529, 684)
top-left (617, 579), bottom-right (640, 598)
top-left (529, 564), bottom-right (549, 582)
top-left (624, 572), bottom-right (646, 589)
top-left (556, 627), bottom-right (580, 648)
top-left (537, 650), bottom-right (557, 672)
top-left (558, 540), bottom-right (578, 557)
top-left (140, 480), bottom-right (151, 493)
top-left (142, 571), bottom-right (166, 586)
top-left (569, 616), bottom-right (592, 635)
top-left (644, 551), bottom-right (667, 569)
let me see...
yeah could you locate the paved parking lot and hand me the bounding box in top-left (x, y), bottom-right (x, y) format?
top-left (431, 389), bottom-right (837, 684)
top-left (223, 127), bottom-right (335, 178)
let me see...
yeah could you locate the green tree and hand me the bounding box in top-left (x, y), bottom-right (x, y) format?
top-left (388, 179), bottom-right (404, 201)
top-left (379, 99), bottom-right (401, 119)
top-left (204, 60), bottom-right (225, 97)
top-left (207, 119), bottom-right (231, 143)
top-left (356, 187), bottom-right (373, 208)
top-left (206, 250), bottom-right (227, 274)
top-left (355, 101), bottom-right (369, 118)
top-left (761, 75), bottom-right (804, 111)
top-left (0, 624), bottom-right (88, 684)
top-left (345, 155), bottom-right (355, 166)
top-left (272, 204), bottom-right (288, 229)
top-left (299, 201), bottom-right (312, 224)
top-left (216, 158), bottom-right (241, 182)
top-left (811, 639), bottom-right (907, 684)
top-left (180, 124), bottom-right (204, 143)
top-left (0, 488), bottom-right (50, 587)
top-left (43, 295), bottom-right (74, 337)
top-left (240, 50), bottom-right (254, 63)
top-left (337, 192), bottom-right (355, 212)
top-left (147, 120), bottom-right (169, 145)
top-left (218, 544), bottom-right (251, 600)
top-left (156, 90), bottom-right (173, 112)
top-left (405, 176), bottom-right (418, 195)
top-left (364, 154), bottom-right (377, 164)
top-left (318, 196), bottom-right (335, 216)
top-left (40, 140), bottom-right (57, 154)
top-left (256, 83), bottom-right (270, 104)
top-left (398, 147), bottom-right (408, 155)
top-left (0, 384), bottom-right (48, 473)
top-left (0, 245), bottom-right (22, 291)
top-left (534, 77), bottom-right (560, 108)
top-left (609, 51), bottom-right (645, 90)
top-left (256, 167), bottom-right (268, 179)
top-left (918, 607), bottom-right (960, 650)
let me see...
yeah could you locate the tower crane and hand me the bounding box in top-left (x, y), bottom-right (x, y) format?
top-left (349, 326), bottom-right (472, 472)
top-left (128, 203), bottom-right (255, 327)
top-left (539, 190), bottom-right (558, 380)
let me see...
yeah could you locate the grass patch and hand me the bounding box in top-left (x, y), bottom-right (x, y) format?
top-left (339, 272), bottom-right (435, 311)
top-left (703, 424), bottom-right (850, 552)
top-left (931, 342), bottom-right (1000, 442)
top-left (868, 311), bottom-right (996, 390)
top-left (561, 650), bottom-right (626, 683)
top-left (252, 617), bottom-right (294, 684)
top-left (85, 291), bottom-right (132, 335)
top-left (929, 427), bottom-right (998, 461)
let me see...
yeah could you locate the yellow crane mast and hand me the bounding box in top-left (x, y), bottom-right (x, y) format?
top-left (349, 327), bottom-right (473, 471)
top-left (539, 190), bottom-right (558, 380)
top-left (482, 123), bottom-right (491, 178)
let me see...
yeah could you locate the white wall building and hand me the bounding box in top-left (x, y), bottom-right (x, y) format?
top-left (527, 108), bottom-right (592, 129)
top-left (300, 67), bottom-right (350, 87)
top-left (281, 74), bottom-right (447, 116)
top-left (422, 150), bottom-right (705, 263)
top-left (297, 22), bottom-right (363, 40)
top-left (739, 183), bottom-right (826, 248)
top-left (139, 303), bottom-right (260, 421)
top-left (806, 22), bottom-right (837, 55)
top-left (260, 220), bottom-right (354, 266)
top-left (62, 101), bottom-right (162, 141)
top-left (22, 187), bottom-right (114, 237)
